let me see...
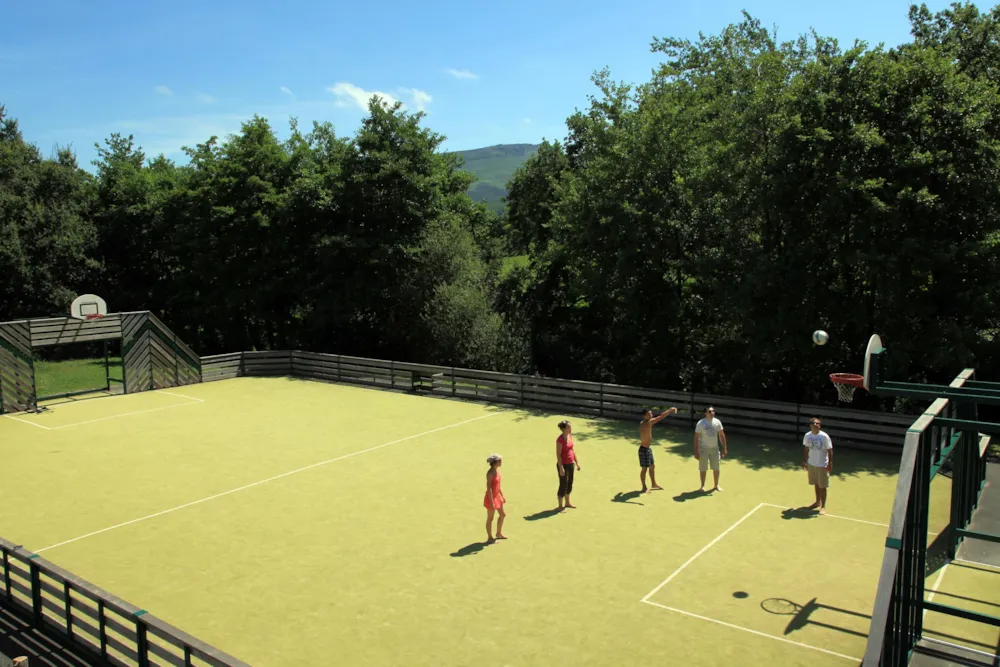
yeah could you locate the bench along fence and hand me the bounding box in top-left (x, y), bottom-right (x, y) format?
top-left (0, 537), bottom-right (248, 667)
top-left (202, 350), bottom-right (914, 452)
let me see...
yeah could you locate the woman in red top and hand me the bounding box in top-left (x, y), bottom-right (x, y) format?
top-left (483, 453), bottom-right (507, 543)
top-left (557, 420), bottom-right (581, 510)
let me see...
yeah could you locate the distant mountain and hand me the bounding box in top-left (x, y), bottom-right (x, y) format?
top-left (451, 143), bottom-right (540, 213)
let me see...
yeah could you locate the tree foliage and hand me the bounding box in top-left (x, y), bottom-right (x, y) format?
top-left (2, 2), bottom-right (999, 408)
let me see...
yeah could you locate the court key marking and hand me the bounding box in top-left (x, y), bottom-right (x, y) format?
top-left (641, 502), bottom-right (888, 663)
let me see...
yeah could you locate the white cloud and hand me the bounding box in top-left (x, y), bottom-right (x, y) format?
top-left (197, 93), bottom-right (216, 104)
top-left (445, 68), bottom-right (478, 80)
top-left (521, 117), bottom-right (532, 124)
top-left (154, 85), bottom-right (173, 97)
top-left (329, 82), bottom-right (398, 110)
top-left (328, 82), bottom-right (432, 113)
top-left (280, 86), bottom-right (294, 98)
top-left (401, 87), bottom-right (432, 112)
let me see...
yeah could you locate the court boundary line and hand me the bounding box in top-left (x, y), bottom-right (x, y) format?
top-left (760, 502), bottom-right (889, 528)
top-left (641, 600), bottom-right (862, 662)
top-left (36, 411), bottom-right (502, 553)
top-left (2, 389), bottom-right (206, 431)
top-left (641, 503), bottom-right (766, 603)
top-left (924, 562), bottom-right (950, 622)
top-left (640, 502), bottom-right (887, 663)
top-left (2, 414), bottom-right (52, 430)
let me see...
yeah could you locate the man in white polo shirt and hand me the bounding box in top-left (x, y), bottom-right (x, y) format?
top-left (802, 417), bottom-right (834, 514)
top-left (694, 407), bottom-right (727, 492)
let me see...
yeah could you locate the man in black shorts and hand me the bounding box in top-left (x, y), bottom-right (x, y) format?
top-left (639, 407), bottom-right (678, 493)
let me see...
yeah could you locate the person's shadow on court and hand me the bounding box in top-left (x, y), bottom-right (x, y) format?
top-left (523, 508), bottom-right (563, 521)
top-left (450, 542), bottom-right (491, 557)
top-left (673, 490), bottom-right (708, 503)
top-left (611, 491), bottom-right (644, 505)
top-left (781, 507), bottom-right (819, 520)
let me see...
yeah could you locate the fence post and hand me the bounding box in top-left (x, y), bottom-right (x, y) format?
top-left (390, 361), bottom-right (395, 390)
top-left (3, 549), bottom-right (10, 597)
top-left (289, 349), bottom-right (294, 377)
top-left (28, 555), bottom-right (42, 626)
top-left (147, 315), bottom-right (154, 391)
top-left (121, 331), bottom-right (130, 394)
top-left (174, 333), bottom-right (180, 387)
top-left (519, 375), bottom-right (525, 406)
top-left (98, 599), bottom-right (108, 660)
top-left (599, 383), bottom-right (604, 417)
top-left (64, 581), bottom-right (73, 638)
top-left (336, 355), bottom-right (341, 382)
top-left (452, 368), bottom-right (456, 397)
top-left (135, 611), bottom-right (149, 667)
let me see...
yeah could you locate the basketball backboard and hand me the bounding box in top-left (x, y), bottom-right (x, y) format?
top-left (863, 334), bottom-right (884, 391)
top-left (70, 294), bottom-right (108, 321)
top-left (830, 333), bottom-right (885, 401)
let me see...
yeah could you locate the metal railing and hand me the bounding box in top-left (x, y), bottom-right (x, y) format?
top-left (861, 369), bottom-right (998, 665)
top-left (0, 538), bottom-right (249, 667)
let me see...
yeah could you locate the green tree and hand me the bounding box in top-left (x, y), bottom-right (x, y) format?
top-left (0, 105), bottom-right (97, 322)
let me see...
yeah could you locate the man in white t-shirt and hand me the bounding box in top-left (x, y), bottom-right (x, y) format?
top-left (802, 417), bottom-right (834, 514)
top-left (694, 407), bottom-right (727, 492)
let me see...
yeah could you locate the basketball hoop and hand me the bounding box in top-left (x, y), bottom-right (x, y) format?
top-left (70, 293), bottom-right (108, 321)
top-left (830, 373), bottom-right (865, 402)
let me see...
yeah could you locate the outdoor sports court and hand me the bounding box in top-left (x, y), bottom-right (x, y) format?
top-left (2, 376), bottom-right (997, 666)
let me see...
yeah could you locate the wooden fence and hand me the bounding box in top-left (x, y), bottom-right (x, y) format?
top-left (201, 351), bottom-right (914, 452)
top-left (0, 538), bottom-right (248, 667)
top-left (0, 312), bottom-right (201, 414)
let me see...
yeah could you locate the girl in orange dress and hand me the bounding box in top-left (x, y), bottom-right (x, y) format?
top-left (484, 453), bottom-right (507, 543)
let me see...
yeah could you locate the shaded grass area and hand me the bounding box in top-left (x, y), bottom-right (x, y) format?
top-left (0, 377), bottom-right (910, 667)
top-left (33, 357), bottom-right (123, 398)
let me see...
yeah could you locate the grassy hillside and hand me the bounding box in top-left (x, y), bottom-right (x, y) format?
top-left (451, 143), bottom-right (539, 213)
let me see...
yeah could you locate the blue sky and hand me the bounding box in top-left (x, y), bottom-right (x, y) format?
top-left (1, 0), bottom-right (965, 170)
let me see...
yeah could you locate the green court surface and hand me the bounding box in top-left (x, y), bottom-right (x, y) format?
top-left (0, 377), bottom-right (995, 666)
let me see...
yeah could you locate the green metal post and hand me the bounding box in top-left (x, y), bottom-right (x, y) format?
top-left (949, 430), bottom-right (966, 560)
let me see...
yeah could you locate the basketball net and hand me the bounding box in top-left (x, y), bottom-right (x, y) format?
top-left (830, 373), bottom-right (864, 402)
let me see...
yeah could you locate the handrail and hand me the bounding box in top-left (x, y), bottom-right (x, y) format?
top-left (0, 538), bottom-right (249, 667)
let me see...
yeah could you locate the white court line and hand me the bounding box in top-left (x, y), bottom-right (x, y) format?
top-left (641, 601), bottom-right (861, 662)
top-left (2, 414), bottom-right (53, 430)
top-left (954, 557), bottom-right (1000, 571)
top-left (924, 562), bottom-right (950, 621)
top-left (156, 390), bottom-right (205, 403)
top-left (640, 503), bottom-right (887, 662)
top-left (761, 503), bottom-right (889, 528)
top-left (36, 411), bottom-right (501, 553)
top-left (640, 503), bottom-right (765, 603)
top-left (49, 398), bottom-right (204, 430)
top-left (2, 389), bottom-right (205, 431)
